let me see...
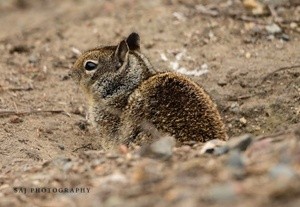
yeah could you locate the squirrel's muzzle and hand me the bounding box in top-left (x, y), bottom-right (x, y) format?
top-left (68, 69), bottom-right (81, 83)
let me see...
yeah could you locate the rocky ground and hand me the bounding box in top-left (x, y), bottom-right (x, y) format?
top-left (0, 0), bottom-right (299, 206)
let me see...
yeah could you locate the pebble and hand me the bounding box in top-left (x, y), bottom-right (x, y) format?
top-left (58, 144), bottom-right (65, 150)
top-left (196, 5), bottom-right (219, 17)
top-left (202, 134), bottom-right (253, 156)
top-left (140, 136), bottom-right (175, 160)
top-left (280, 34), bottom-right (290, 41)
top-left (227, 150), bottom-right (246, 179)
top-left (132, 164), bottom-right (149, 183)
top-left (63, 162), bottom-right (75, 173)
top-left (213, 146), bottom-right (230, 156)
top-left (229, 134), bottom-right (253, 152)
top-left (229, 102), bottom-right (240, 113)
top-left (91, 159), bottom-right (105, 168)
top-left (160, 53), bottom-right (168, 62)
top-left (81, 150), bottom-right (105, 160)
top-left (269, 163), bottom-right (296, 180)
top-left (172, 12), bottom-right (186, 22)
top-left (72, 106), bottom-right (85, 116)
top-left (71, 47), bottom-right (82, 56)
top-left (149, 136), bottom-right (175, 158)
top-left (217, 79), bottom-right (227, 87)
top-left (132, 159), bottom-right (163, 184)
top-left (9, 116), bottom-right (23, 124)
top-left (100, 172), bottom-right (128, 185)
top-left (290, 22), bottom-right (298, 29)
top-left (28, 54), bottom-right (39, 64)
top-left (94, 165), bottom-right (104, 175)
top-left (105, 196), bottom-right (124, 206)
top-left (267, 35), bottom-right (275, 41)
top-left (245, 52), bottom-right (251, 59)
top-left (243, 0), bottom-right (266, 15)
top-left (200, 139), bottom-right (227, 155)
top-left (118, 144), bottom-right (129, 154)
top-left (0, 184), bottom-right (10, 191)
top-left (46, 157), bottom-right (73, 171)
top-left (227, 150), bottom-right (245, 169)
top-left (239, 117), bottom-right (247, 125)
top-left (9, 45), bottom-right (29, 54)
top-left (209, 183), bottom-right (237, 203)
top-left (201, 63), bottom-right (208, 70)
top-left (265, 23), bottom-right (282, 34)
top-left (75, 120), bottom-right (88, 131)
top-left (106, 153), bottom-right (119, 159)
top-left (179, 145), bottom-right (191, 152)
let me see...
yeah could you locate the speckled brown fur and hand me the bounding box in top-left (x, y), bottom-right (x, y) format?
top-left (71, 33), bottom-right (227, 147)
top-left (121, 72), bottom-right (227, 143)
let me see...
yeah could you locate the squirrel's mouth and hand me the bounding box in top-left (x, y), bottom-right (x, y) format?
top-left (69, 69), bottom-right (81, 83)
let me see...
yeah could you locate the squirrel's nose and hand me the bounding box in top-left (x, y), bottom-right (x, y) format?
top-left (61, 70), bottom-right (73, 81)
top-left (67, 70), bottom-right (73, 78)
top-left (68, 70), bottom-right (81, 82)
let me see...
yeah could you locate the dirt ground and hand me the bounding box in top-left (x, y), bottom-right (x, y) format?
top-left (0, 0), bottom-right (300, 206)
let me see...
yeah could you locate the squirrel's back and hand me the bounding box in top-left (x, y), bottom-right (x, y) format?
top-left (123, 72), bottom-right (228, 143)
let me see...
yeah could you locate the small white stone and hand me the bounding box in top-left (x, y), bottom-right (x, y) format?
top-left (175, 50), bottom-right (186, 61)
top-left (160, 53), bottom-right (168, 62)
top-left (201, 63), bottom-right (208, 70)
top-left (170, 61), bottom-right (179, 70)
top-left (290, 22), bottom-right (298, 29)
top-left (245, 52), bottom-right (251, 59)
top-left (239, 117), bottom-right (247, 124)
top-left (173, 12), bottom-right (186, 21)
top-left (71, 47), bottom-right (82, 56)
top-left (266, 23), bottom-right (282, 34)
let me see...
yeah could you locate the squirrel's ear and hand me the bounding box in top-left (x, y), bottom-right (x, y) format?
top-left (126, 32), bottom-right (140, 51)
top-left (115, 40), bottom-right (129, 64)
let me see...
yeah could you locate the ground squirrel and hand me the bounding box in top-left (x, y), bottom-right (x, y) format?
top-left (71, 32), bottom-right (227, 146)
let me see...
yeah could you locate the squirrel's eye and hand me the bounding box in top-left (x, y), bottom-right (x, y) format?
top-left (84, 60), bottom-right (98, 71)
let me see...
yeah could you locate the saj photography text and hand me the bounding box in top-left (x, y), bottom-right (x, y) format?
top-left (13, 187), bottom-right (90, 194)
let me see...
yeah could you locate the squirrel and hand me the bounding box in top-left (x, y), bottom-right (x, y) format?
top-left (71, 32), bottom-right (227, 147)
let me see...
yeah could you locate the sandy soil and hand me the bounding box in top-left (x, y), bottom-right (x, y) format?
top-left (0, 0), bottom-right (300, 206)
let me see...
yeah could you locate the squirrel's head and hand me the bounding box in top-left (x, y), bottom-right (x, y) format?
top-left (70, 32), bottom-right (140, 91)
